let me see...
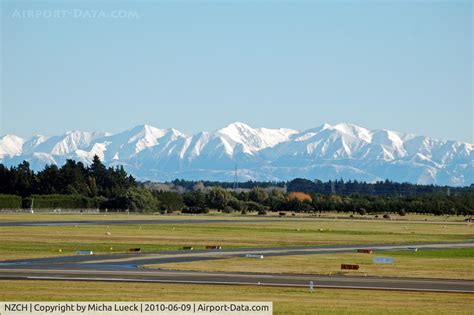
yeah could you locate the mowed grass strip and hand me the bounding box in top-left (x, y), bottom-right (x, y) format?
top-left (145, 248), bottom-right (474, 280)
top-left (0, 212), bottom-right (470, 222)
top-left (0, 280), bottom-right (472, 315)
top-left (0, 213), bottom-right (260, 222)
top-left (0, 219), bottom-right (472, 260)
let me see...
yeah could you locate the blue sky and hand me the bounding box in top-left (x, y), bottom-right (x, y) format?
top-left (1, 0), bottom-right (472, 142)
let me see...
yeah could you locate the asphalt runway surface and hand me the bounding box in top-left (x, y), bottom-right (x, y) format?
top-left (1, 241), bottom-right (473, 293)
top-left (1, 268), bottom-right (473, 293)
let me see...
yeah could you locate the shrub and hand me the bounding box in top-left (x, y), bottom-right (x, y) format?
top-left (398, 209), bottom-right (407, 216)
top-left (288, 192), bottom-right (312, 202)
top-left (182, 206), bottom-right (209, 214)
top-left (249, 187), bottom-right (268, 203)
top-left (228, 198), bottom-right (247, 211)
top-left (0, 194), bottom-right (22, 209)
top-left (32, 194), bottom-right (98, 209)
top-left (127, 187), bottom-right (159, 212)
top-left (223, 206), bottom-right (234, 213)
top-left (155, 191), bottom-right (184, 212)
top-left (207, 187), bottom-right (231, 210)
top-left (246, 201), bottom-right (265, 211)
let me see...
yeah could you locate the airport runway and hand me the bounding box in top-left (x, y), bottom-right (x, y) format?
top-left (0, 241), bottom-right (473, 293)
top-left (0, 267), bottom-right (473, 293)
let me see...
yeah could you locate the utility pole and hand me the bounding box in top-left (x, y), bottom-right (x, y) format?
top-left (233, 164), bottom-right (238, 190)
top-left (30, 197), bottom-right (34, 213)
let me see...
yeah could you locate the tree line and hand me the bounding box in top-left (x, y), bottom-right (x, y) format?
top-left (0, 158), bottom-right (472, 215)
top-left (0, 156), bottom-right (136, 197)
top-left (0, 156), bottom-right (148, 210)
top-left (167, 178), bottom-right (472, 196)
top-left (175, 187), bottom-right (473, 216)
top-left (286, 178), bottom-right (472, 196)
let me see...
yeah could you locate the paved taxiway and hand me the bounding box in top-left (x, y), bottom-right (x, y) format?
top-left (1, 217), bottom-right (473, 293)
top-left (0, 241), bottom-right (473, 293)
top-left (0, 268), bottom-right (473, 293)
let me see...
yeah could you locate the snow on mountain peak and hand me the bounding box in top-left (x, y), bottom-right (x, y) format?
top-left (50, 130), bottom-right (107, 156)
top-left (217, 121), bottom-right (298, 154)
top-left (218, 122), bottom-right (253, 138)
top-left (0, 134), bottom-right (24, 157)
top-left (108, 124), bottom-right (186, 157)
top-left (331, 123), bottom-right (372, 143)
top-left (128, 124), bottom-right (166, 143)
top-left (0, 122), bottom-right (472, 185)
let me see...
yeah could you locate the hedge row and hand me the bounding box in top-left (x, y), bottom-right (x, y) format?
top-left (0, 194), bottom-right (22, 209)
top-left (25, 194), bottom-right (100, 209)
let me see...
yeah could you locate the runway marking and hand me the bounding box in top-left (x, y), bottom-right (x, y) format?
top-left (2, 268), bottom-right (474, 285)
top-left (24, 276), bottom-right (474, 293)
top-left (2, 241), bottom-right (473, 294)
top-left (82, 242), bottom-right (474, 265)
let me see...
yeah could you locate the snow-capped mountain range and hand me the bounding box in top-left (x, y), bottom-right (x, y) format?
top-left (1, 122), bottom-right (472, 186)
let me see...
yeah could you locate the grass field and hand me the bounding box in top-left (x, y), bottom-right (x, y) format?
top-left (0, 211), bottom-right (471, 221)
top-left (145, 248), bottom-right (474, 280)
top-left (0, 214), bottom-right (472, 260)
top-left (1, 213), bottom-right (473, 313)
top-left (0, 280), bottom-right (472, 314)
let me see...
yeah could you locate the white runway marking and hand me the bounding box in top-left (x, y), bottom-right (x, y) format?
top-left (24, 276), bottom-right (474, 293)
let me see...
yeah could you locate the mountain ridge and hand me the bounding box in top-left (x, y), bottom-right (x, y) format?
top-left (1, 122), bottom-right (472, 186)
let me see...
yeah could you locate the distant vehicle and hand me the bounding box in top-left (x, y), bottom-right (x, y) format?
top-left (182, 246), bottom-right (194, 250)
top-left (357, 249), bottom-right (373, 254)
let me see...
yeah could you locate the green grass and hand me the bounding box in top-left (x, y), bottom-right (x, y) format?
top-left (0, 216), bottom-right (472, 260)
top-left (0, 241), bottom-right (180, 260)
top-left (0, 211), bottom-right (470, 221)
top-left (0, 280), bottom-right (472, 314)
top-left (387, 248), bottom-right (474, 258)
top-left (1, 213), bottom-right (473, 313)
top-left (145, 248), bottom-right (474, 280)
